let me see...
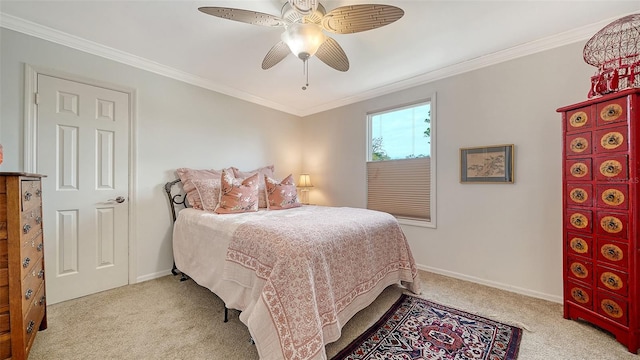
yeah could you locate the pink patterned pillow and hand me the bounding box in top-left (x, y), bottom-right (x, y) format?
top-left (233, 165), bottom-right (275, 208)
top-left (176, 168), bottom-right (230, 210)
top-left (215, 170), bottom-right (260, 214)
top-left (265, 174), bottom-right (301, 210)
top-left (191, 178), bottom-right (222, 212)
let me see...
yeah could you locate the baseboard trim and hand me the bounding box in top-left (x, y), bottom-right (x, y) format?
top-left (136, 269), bottom-right (172, 283)
top-left (416, 264), bottom-right (563, 304)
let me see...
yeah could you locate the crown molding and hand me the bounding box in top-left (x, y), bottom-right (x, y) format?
top-left (300, 13), bottom-right (634, 116)
top-left (1, 11), bottom-right (631, 118)
top-left (0, 13), bottom-right (304, 116)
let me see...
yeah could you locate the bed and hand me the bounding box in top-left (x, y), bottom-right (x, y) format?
top-left (165, 178), bottom-right (421, 360)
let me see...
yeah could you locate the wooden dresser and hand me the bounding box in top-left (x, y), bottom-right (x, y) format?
top-left (0, 173), bottom-right (47, 359)
top-left (558, 89), bottom-right (640, 353)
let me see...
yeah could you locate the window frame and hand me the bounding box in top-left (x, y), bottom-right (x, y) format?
top-left (365, 93), bottom-right (437, 228)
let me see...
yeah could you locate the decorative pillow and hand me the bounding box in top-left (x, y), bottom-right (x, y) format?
top-left (215, 170), bottom-right (260, 214)
top-left (265, 174), bottom-right (301, 210)
top-left (176, 168), bottom-right (230, 210)
top-left (191, 178), bottom-right (222, 212)
top-left (232, 165), bottom-right (275, 208)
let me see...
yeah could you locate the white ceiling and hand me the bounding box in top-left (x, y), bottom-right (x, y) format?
top-left (1, 1), bottom-right (639, 116)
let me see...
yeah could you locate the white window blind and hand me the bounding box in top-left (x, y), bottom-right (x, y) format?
top-left (367, 157), bottom-right (431, 221)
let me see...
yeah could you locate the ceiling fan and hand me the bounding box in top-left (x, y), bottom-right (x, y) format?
top-left (198, 1), bottom-right (404, 89)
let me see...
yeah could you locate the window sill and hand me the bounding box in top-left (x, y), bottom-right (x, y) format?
top-left (397, 217), bottom-right (436, 229)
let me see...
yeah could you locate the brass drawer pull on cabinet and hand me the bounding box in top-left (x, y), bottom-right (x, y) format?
top-left (22, 257), bottom-right (30, 268)
top-left (35, 189), bottom-right (42, 197)
top-left (23, 224), bottom-right (31, 234)
top-left (25, 289), bottom-right (33, 300)
top-left (24, 191), bottom-right (32, 201)
top-left (35, 216), bottom-right (42, 224)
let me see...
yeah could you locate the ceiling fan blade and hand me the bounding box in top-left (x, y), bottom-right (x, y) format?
top-left (316, 37), bottom-right (349, 72)
top-left (262, 41), bottom-right (291, 70)
top-left (321, 4), bottom-right (404, 34)
top-left (198, 7), bottom-right (286, 27)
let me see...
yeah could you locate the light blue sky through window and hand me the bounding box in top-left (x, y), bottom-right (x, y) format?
top-left (371, 103), bottom-right (430, 159)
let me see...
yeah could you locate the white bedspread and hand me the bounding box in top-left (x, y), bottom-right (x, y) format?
top-left (173, 206), bottom-right (420, 360)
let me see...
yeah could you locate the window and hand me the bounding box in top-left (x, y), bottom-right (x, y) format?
top-left (366, 95), bottom-right (436, 227)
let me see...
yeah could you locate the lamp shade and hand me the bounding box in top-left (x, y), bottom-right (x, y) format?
top-left (298, 174), bottom-right (313, 188)
top-left (281, 23), bottom-right (326, 60)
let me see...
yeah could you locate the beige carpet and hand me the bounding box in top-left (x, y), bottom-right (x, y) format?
top-left (29, 270), bottom-right (638, 359)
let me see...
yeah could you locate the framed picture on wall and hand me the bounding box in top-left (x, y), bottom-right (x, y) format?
top-left (460, 144), bottom-right (514, 183)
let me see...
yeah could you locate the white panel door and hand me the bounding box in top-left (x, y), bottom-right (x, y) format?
top-left (37, 74), bottom-right (129, 304)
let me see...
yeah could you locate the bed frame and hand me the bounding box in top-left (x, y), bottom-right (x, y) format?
top-left (164, 178), bottom-right (230, 322)
top-left (163, 179), bottom-right (189, 280)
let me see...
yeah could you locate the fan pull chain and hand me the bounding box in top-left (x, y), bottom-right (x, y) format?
top-left (302, 59), bottom-right (309, 90)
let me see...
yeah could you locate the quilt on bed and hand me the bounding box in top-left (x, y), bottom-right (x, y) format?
top-left (223, 206), bottom-right (420, 360)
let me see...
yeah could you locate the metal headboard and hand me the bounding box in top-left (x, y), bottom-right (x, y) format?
top-left (164, 178), bottom-right (189, 222)
top-left (165, 178), bottom-right (189, 280)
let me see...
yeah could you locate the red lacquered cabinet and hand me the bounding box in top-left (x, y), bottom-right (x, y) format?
top-left (558, 88), bottom-right (640, 353)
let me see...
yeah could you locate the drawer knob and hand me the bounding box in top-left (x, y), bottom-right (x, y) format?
top-left (23, 224), bottom-right (32, 234)
top-left (23, 257), bottom-right (31, 268)
top-left (37, 270), bottom-right (44, 279)
top-left (37, 243), bottom-right (43, 252)
top-left (35, 216), bottom-right (42, 224)
top-left (35, 189), bottom-right (42, 197)
top-left (24, 191), bottom-right (32, 201)
top-left (39, 295), bottom-right (46, 306)
top-left (25, 288), bottom-right (33, 300)
top-left (26, 320), bottom-right (35, 334)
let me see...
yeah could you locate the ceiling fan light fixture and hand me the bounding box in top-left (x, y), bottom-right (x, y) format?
top-left (288, 0), bottom-right (318, 15)
top-left (281, 23), bottom-right (326, 60)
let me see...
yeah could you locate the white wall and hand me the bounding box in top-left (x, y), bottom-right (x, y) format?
top-left (301, 41), bottom-right (594, 302)
top-left (0, 26), bottom-right (602, 302)
top-left (0, 28), bottom-right (302, 281)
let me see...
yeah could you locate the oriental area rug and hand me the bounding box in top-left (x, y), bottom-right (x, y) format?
top-left (332, 294), bottom-right (522, 360)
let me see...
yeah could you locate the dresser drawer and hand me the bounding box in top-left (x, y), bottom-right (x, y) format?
top-left (20, 207), bottom-right (42, 246)
top-left (20, 233), bottom-right (43, 281)
top-left (596, 184), bottom-right (628, 210)
top-left (595, 155), bottom-right (628, 182)
top-left (597, 238), bottom-right (628, 269)
top-left (597, 266), bottom-right (628, 297)
top-left (0, 239), bottom-right (6, 269)
top-left (0, 286), bottom-right (7, 311)
top-left (0, 313), bottom-right (8, 334)
top-left (596, 292), bottom-right (628, 326)
top-left (566, 132), bottom-right (592, 156)
top-left (21, 258), bottom-right (44, 318)
top-left (567, 256), bottom-right (593, 284)
top-left (0, 332), bottom-right (10, 359)
top-left (566, 184), bottom-right (593, 207)
top-left (566, 158), bottom-right (592, 180)
top-left (566, 233), bottom-right (592, 258)
top-left (595, 126), bottom-right (628, 153)
top-left (22, 284), bottom-right (45, 352)
top-left (565, 209), bottom-right (593, 233)
top-left (596, 97), bottom-right (627, 126)
top-left (20, 181), bottom-right (41, 212)
top-left (566, 280), bottom-right (593, 310)
top-left (566, 106), bottom-right (593, 132)
top-left (597, 211), bottom-right (628, 240)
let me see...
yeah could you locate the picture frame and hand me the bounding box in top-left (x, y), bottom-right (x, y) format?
top-left (460, 144), bottom-right (514, 183)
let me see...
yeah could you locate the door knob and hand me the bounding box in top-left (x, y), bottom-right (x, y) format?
top-left (108, 196), bottom-right (126, 204)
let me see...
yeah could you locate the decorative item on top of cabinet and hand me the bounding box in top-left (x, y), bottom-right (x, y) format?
top-left (0, 173), bottom-right (47, 359)
top-left (557, 89), bottom-right (640, 353)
